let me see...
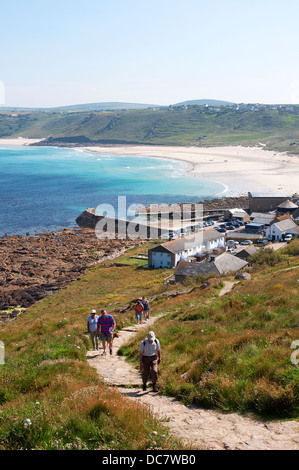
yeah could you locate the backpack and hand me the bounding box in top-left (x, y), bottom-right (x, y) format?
top-left (143, 338), bottom-right (158, 346)
top-left (135, 303), bottom-right (143, 313)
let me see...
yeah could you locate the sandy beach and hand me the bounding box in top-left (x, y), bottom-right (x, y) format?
top-left (0, 137), bottom-right (45, 146)
top-left (82, 144), bottom-right (299, 197)
top-left (1, 138), bottom-right (298, 197)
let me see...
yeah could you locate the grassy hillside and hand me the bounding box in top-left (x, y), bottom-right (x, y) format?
top-left (0, 241), bottom-right (298, 449)
top-left (1, 105), bottom-right (299, 153)
top-left (119, 242), bottom-right (299, 419)
top-left (0, 243), bottom-right (186, 450)
top-left (0, 102), bottom-right (159, 112)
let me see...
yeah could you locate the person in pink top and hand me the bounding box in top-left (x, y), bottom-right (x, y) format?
top-left (97, 309), bottom-right (116, 356)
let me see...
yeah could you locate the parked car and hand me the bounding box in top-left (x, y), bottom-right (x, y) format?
top-left (227, 248), bottom-right (236, 254)
top-left (256, 238), bottom-right (269, 245)
top-left (240, 240), bottom-right (253, 245)
top-left (284, 234), bottom-right (293, 242)
top-left (227, 240), bottom-right (236, 246)
top-left (218, 228), bottom-right (226, 233)
top-left (168, 230), bottom-right (177, 238)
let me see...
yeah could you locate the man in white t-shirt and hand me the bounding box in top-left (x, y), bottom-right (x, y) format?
top-left (139, 331), bottom-right (161, 392)
top-left (87, 309), bottom-right (99, 350)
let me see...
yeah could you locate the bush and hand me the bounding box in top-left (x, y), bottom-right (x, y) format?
top-left (281, 239), bottom-right (299, 256)
top-left (248, 248), bottom-right (282, 267)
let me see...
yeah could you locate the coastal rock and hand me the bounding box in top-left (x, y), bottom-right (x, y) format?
top-left (0, 227), bottom-right (146, 321)
top-left (75, 208), bottom-right (102, 229)
top-left (235, 272), bottom-right (251, 281)
top-left (200, 278), bottom-right (221, 289)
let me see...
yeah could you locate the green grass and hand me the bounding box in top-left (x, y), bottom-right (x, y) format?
top-left (0, 242), bottom-right (186, 450)
top-left (117, 253), bottom-right (299, 418)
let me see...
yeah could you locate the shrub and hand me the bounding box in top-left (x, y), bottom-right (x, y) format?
top-left (248, 248), bottom-right (282, 267)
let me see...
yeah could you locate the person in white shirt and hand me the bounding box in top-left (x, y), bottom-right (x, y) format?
top-left (139, 331), bottom-right (161, 392)
top-left (87, 309), bottom-right (99, 350)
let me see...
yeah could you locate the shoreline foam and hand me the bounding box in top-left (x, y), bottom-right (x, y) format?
top-left (82, 144), bottom-right (299, 197)
top-left (0, 139), bottom-right (298, 197)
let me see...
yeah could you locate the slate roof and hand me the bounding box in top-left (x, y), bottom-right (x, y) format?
top-left (213, 252), bottom-right (248, 274)
top-left (273, 219), bottom-right (298, 231)
top-left (277, 200), bottom-right (298, 209)
top-left (250, 212), bottom-right (275, 220)
top-left (226, 232), bottom-right (262, 240)
top-left (235, 245), bottom-right (259, 258)
top-left (154, 229), bottom-right (223, 254)
top-left (252, 217), bottom-right (274, 225)
top-left (249, 192), bottom-right (290, 198)
top-left (174, 252), bottom-right (248, 278)
top-left (174, 261), bottom-right (220, 277)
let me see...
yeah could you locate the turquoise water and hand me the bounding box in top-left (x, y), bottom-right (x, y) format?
top-left (0, 146), bottom-right (226, 235)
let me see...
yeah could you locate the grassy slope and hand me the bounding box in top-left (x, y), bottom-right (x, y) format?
top-left (0, 243), bottom-right (184, 450)
top-left (120, 243), bottom-right (299, 419)
top-left (1, 106), bottom-right (299, 153)
top-left (0, 242), bottom-right (298, 449)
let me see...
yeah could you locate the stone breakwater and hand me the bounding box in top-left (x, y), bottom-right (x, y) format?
top-left (0, 228), bottom-right (146, 322)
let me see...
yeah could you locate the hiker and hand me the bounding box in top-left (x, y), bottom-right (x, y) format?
top-left (87, 309), bottom-right (99, 350)
top-left (139, 331), bottom-right (161, 392)
top-left (97, 309), bottom-right (116, 356)
top-left (142, 296), bottom-right (150, 321)
top-left (135, 300), bottom-right (144, 324)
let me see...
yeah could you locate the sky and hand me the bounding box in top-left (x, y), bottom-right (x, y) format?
top-left (1, 0), bottom-right (299, 107)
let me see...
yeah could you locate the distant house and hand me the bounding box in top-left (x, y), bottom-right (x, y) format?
top-left (248, 192), bottom-right (290, 213)
top-left (148, 229), bottom-right (225, 268)
top-left (174, 252), bottom-right (248, 282)
top-left (223, 208), bottom-right (249, 221)
top-left (174, 261), bottom-right (218, 281)
top-left (276, 200), bottom-right (298, 216)
top-left (243, 223), bottom-right (265, 234)
top-left (265, 218), bottom-right (299, 241)
top-left (250, 212), bottom-right (276, 226)
top-left (235, 245), bottom-right (259, 261)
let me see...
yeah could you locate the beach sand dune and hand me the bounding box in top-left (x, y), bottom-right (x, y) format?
top-left (0, 137), bottom-right (44, 146)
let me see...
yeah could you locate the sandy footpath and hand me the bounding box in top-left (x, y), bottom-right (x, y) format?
top-left (83, 144), bottom-right (299, 197)
top-left (1, 138), bottom-right (298, 197)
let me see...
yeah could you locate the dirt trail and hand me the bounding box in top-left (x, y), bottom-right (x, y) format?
top-left (219, 280), bottom-right (237, 297)
top-left (86, 318), bottom-right (299, 450)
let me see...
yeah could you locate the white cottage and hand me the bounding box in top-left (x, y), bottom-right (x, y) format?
top-left (265, 218), bottom-right (299, 241)
top-left (148, 229), bottom-right (225, 268)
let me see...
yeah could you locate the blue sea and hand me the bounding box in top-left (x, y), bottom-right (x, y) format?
top-left (0, 146), bottom-right (226, 236)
